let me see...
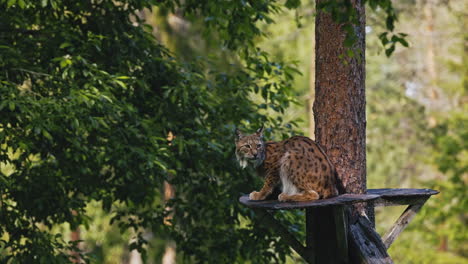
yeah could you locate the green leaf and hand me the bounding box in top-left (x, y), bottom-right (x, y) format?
top-left (6, 0), bottom-right (16, 8)
top-left (285, 0), bottom-right (301, 9)
top-left (398, 38), bottom-right (409, 47)
top-left (114, 80), bottom-right (127, 89)
top-left (42, 130), bottom-right (53, 140)
top-left (59, 58), bottom-right (72, 68)
top-left (59, 42), bottom-right (72, 49)
top-left (0, 101), bottom-right (7, 111)
top-left (385, 45), bottom-right (396, 57)
top-left (8, 102), bottom-right (15, 111)
top-left (386, 15), bottom-right (395, 32)
top-left (344, 35), bottom-right (355, 48)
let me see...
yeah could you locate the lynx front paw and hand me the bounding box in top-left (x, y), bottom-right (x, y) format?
top-left (278, 193), bottom-right (289, 202)
top-left (249, 191), bottom-right (263, 200)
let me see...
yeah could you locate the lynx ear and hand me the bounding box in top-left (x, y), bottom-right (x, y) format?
top-left (255, 125), bottom-right (264, 138)
top-left (235, 128), bottom-right (244, 141)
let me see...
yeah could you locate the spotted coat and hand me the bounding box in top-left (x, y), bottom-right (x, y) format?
top-left (235, 129), bottom-right (342, 202)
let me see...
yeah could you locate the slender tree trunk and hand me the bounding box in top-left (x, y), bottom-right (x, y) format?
top-left (70, 210), bottom-right (82, 263)
top-left (423, 0), bottom-right (439, 101)
top-left (314, 1), bottom-right (391, 263)
top-left (162, 181), bottom-right (177, 264)
top-left (162, 241), bottom-right (177, 264)
top-left (129, 249), bottom-right (143, 264)
top-left (70, 228), bottom-right (81, 263)
top-left (163, 131), bottom-right (176, 264)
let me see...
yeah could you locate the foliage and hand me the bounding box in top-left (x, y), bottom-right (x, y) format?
top-left (315, 0), bottom-right (407, 56)
top-left (368, 1), bottom-right (468, 262)
top-left (423, 112), bottom-right (468, 256)
top-left (2, 0), bottom-right (463, 263)
top-left (365, 23), bottom-right (429, 189)
top-left (0, 0), bottom-right (299, 262)
top-left (158, 0), bottom-right (403, 56)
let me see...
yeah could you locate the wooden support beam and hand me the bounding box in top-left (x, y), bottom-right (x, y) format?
top-left (306, 206), bottom-right (349, 264)
top-left (252, 209), bottom-right (308, 260)
top-left (333, 206), bottom-right (349, 263)
top-left (305, 209), bottom-right (315, 264)
top-left (382, 198), bottom-right (429, 249)
top-left (349, 216), bottom-right (394, 264)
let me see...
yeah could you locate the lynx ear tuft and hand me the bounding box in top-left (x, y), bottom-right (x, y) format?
top-left (256, 125), bottom-right (264, 138)
top-left (235, 128), bottom-right (244, 141)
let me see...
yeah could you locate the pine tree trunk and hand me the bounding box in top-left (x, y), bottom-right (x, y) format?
top-left (308, 27), bottom-right (316, 139)
top-left (314, 1), bottom-right (391, 263)
top-left (423, 0), bottom-right (439, 101)
top-left (314, 0), bottom-right (366, 202)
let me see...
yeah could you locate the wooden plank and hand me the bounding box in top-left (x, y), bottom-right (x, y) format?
top-left (239, 193), bottom-right (379, 210)
top-left (368, 188), bottom-right (439, 197)
top-left (382, 198), bottom-right (429, 249)
top-left (252, 209), bottom-right (308, 260)
top-left (368, 188), bottom-right (438, 207)
top-left (239, 189), bottom-right (438, 209)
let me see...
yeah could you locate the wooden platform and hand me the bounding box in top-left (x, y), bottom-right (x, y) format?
top-left (239, 188), bottom-right (438, 210)
top-left (239, 188), bottom-right (439, 264)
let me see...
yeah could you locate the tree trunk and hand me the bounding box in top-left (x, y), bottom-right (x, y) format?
top-left (314, 0), bottom-right (391, 263)
top-left (162, 181), bottom-right (177, 264)
top-left (162, 241), bottom-right (177, 264)
top-left (423, 0), bottom-right (439, 101)
top-left (314, 0), bottom-right (366, 203)
top-left (70, 210), bottom-right (82, 263)
top-left (163, 132), bottom-right (177, 264)
top-left (70, 227), bottom-right (81, 263)
top-left (308, 28), bottom-right (316, 139)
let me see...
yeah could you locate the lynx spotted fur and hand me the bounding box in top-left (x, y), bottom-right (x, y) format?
top-left (235, 127), bottom-right (343, 202)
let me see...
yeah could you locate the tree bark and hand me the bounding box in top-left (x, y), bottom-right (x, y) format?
top-left (314, 0), bottom-right (391, 263)
top-left (70, 210), bottom-right (82, 263)
top-left (70, 227), bottom-right (81, 263)
top-left (308, 28), bottom-right (316, 139)
top-left (314, 0), bottom-right (366, 202)
top-left (423, 0), bottom-right (439, 101)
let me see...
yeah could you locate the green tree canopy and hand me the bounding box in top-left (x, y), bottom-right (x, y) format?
top-left (0, 0), bottom-right (297, 262)
top-left (0, 0), bottom-right (404, 263)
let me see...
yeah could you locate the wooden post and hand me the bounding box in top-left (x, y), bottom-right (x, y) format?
top-left (305, 209), bottom-right (315, 264)
top-left (306, 206), bottom-right (349, 264)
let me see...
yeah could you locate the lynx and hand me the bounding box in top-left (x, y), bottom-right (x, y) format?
top-left (235, 127), bottom-right (343, 202)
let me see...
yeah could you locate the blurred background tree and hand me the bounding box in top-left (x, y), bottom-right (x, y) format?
top-left (0, 0), bottom-right (466, 263)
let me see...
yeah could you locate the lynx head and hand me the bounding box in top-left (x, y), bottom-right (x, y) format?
top-left (235, 126), bottom-right (266, 169)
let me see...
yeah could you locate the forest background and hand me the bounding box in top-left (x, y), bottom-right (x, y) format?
top-left (0, 0), bottom-right (466, 263)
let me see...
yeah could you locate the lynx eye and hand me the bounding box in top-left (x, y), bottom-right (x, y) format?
top-left (257, 144), bottom-right (262, 148)
top-left (243, 145), bottom-right (250, 149)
